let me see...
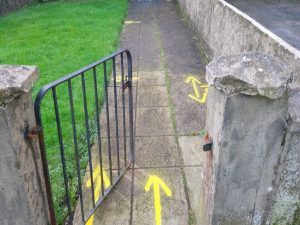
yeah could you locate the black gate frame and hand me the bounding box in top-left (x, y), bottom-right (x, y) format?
top-left (34, 49), bottom-right (135, 225)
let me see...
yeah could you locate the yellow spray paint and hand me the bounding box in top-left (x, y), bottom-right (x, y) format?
top-left (125, 20), bottom-right (141, 25)
top-left (85, 165), bottom-right (111, 225)
top-left (116, 76), bottom-right (138, 83)
top-left (185, 76), bottom-right (209, 104)
top-left (145, 175), bottom-right (172, 225)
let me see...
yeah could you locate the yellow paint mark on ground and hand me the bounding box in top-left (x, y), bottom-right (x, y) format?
top-left (85, 165), bottom-right (111, 225)
top-left (116, 76), bottom-right (138, 83)
top-left (125, 20), bottom-right (141, 25)
top-left (145, 175), bottom-right (172, 225)
top-left (185, 76), bottom-right (209, 104)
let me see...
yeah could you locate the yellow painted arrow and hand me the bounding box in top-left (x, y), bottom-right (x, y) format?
top-left (185, 75), bottom-right (209, 104)
top-left (116, 75), bottom-right (138, 83)
top-left (145, 175), bottom-right (172, 225)
top-left (85, 165), bottom-right (111, 225)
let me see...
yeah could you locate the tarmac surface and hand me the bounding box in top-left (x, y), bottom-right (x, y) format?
top-left (73, 0), bottom-right (208, 224)
top-left (228, 0), bottom-right (300, 50)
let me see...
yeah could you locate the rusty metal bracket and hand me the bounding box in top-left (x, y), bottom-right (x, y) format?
top-left (122, 80), bottom-right (131, 91)
top-left (25, 125), bottom-right (42, 140)
top-left (203, 133), bottom-right (213, 152)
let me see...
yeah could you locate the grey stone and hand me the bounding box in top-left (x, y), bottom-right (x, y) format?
top-left (205, 86), bottom-right (288, 225)
top-left (0, 65), bottom-right (38, 105)
top-left (0, 66), bottom-right (49, 225)
top-left (288, 83), bottom-right (300, 132)
top-left (269, 133), bottom-right (300, 225)
top-left (206, 52), bottom-right (292, 99)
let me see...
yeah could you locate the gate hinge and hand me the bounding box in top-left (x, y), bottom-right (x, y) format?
top-left (122, 80), bottom-right (132, 91)
top-left (25, 125), bottom-right (42, 140)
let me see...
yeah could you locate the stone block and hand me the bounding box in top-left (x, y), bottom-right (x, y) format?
top-left (204, 53), bottom-right (291, 225)
top-left (0, 65), bottom-right (49, 225)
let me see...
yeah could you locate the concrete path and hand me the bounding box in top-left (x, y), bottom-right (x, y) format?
top-left (74, 1), bottom-right (208, 224)
top-left (228, 0), bottom-right (300, 50)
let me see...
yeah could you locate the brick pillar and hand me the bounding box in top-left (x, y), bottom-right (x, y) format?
top-left (204, 52), bottom-right (292, 225)
top-left (0, 65), bottom-right (50, 225)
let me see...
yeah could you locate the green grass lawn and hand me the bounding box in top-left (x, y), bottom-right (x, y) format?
top-left (0, 0), bottom-right (128, 223)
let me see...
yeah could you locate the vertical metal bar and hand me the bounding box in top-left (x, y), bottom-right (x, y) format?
top-left (81, 73), bottom-right (95, 207)
top-left (34, 100), bottom-right (57, 225)
top-left (121, 53), bottom-right (127, 168)
top-left (93, 67), bottom-right (105, 197)
top-left (52, 87), bottom-right (72, 222)
top-left (126, 51), bottom-right (135, 165)
top-left (68, 80), bottom-right (84, 222)
top-left (103, 61), bottom-right (113, 184)
top-left (126, 51), bottom-right (135, 225)
top-left (113, 58), bottom-right (121, 176)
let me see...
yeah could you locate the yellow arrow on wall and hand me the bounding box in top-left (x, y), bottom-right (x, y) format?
top-left (145, 175), bottom-right (172, 225)
top-left (85, 165), bottom-right (111, 225)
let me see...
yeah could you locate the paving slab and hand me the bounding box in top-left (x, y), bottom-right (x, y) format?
top-left (135, 136), bottom-right (181, 167)
top-left (73, 145), bottom-right (132, 225)
top-left (178, 136), bottom-right (207, 225)
top-left (153, 0), bottom-right (208, 135)
top-left (139, 59), bottom-right (163, 71)
top-left (88, 174), bottom-right (132, 225)
top-left (155, 0), bottom-right (206, 75)
top-left (138, 71), bottom-right (166, 86)
top-left (137, 86), bottom-right (169, 107)
top-left (136, 107), bottom-right (174, 136)
top-left (132, 168), bottom-right (189, 225)
top-left (105, 86), bottom-right (137, 108)
top-left (169, 73), bottom-right (207, 135)
top-left (99, 106), bottom-right (136, 138)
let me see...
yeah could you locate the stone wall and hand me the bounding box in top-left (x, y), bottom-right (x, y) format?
top-left (176, 0), bottom-right (300, 224)
top-left (176, 0), bottom-right (300, 129)
top-left (205, 52), bottom-right (292, 225)
top-left (0, 0), bottom-right (36, 16)
top-left (0, 65), bottom-right (50, 225)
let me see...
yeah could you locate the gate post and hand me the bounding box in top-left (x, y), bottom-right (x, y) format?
top-left (0, 65), bottom-right (50, 225)
top-left (203, 52), bottom-right (292, 225)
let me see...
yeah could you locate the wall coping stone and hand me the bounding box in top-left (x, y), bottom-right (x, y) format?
top-left (0, 65), bottom-right (38, 105)
top-left (206, 52), bottom-right (292, 99)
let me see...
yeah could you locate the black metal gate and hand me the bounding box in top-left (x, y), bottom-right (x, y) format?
top-left (33, 50), bottom-right (134, 225)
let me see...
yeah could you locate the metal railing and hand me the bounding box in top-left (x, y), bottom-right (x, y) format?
top-left (34, 49), bottom-right (135, 225)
